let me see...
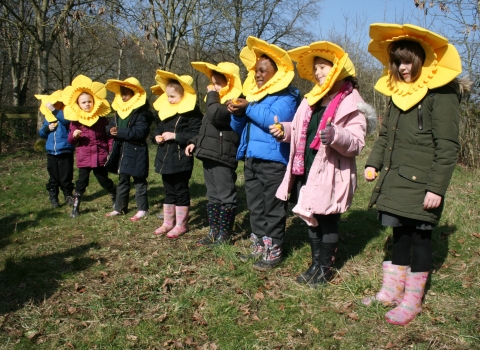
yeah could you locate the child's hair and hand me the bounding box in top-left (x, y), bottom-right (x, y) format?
top-left (314, 56), bottom-right (360, 90)
top-left (388, 40), bottom-right (425, 84)
top-left (211, 71), bottom-right (227, 83)
top-left (120, 86), bottom-right (134, 95)
top-left (166, 79), bottom-right (184, 96)
top-left (77, 91), bottom-right (93, 103)
top-left (260, 54), bottom-right (278, 72)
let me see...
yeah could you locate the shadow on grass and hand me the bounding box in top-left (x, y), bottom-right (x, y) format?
top-left (0, 242), bottom-right (100, 315)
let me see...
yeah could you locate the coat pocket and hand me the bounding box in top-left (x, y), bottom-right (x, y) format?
top-left (398, 165), bottom-right (428, 184)
top-left (393, 165), bottom-right (428, 206)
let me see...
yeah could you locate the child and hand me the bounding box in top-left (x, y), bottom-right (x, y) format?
top-left (104, 77), bottom-right (153, 221)
top-left (151, 70), bottom-right (202, 238)
top-left (362, 23), bottom-right (464, 325)
top-left (187, 61), bottom-right (242, 245)
top-left (273, 41), bottom-right (374, 286)
top-left (63, 75), bottom-right (116, 218)
top-left (36, 90), bottom-right (75, 208)
top-left (227, 36), bottom-right (301, 270)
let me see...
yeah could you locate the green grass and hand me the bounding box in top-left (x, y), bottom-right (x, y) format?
top-left (0, 140), bottom-right (479, 349)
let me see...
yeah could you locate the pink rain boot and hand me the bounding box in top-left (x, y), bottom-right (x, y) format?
top-left (362, 261), bottom-right (407, 306)
top-left (167, 206), bottom-right (189, 239)
top-left (154, 204), bottom-right (175, 235)
top-left (385, 270), bottom-right (428, 326)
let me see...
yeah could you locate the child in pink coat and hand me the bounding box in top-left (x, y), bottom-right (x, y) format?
top-left (272, 42), bottom-right (375, 286)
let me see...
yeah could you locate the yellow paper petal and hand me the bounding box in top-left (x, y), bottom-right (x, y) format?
top-left (152, 92), bottom-right (196, 121)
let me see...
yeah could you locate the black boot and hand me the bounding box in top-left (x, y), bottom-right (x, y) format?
top-left (70, 192), bottom-right (81, 218)
top-left (213, 207), bottom-right (236, 245)
top-left (48, 188), bottom-right (60, 208)
top-left (296, 237), bottom-right (322, 284)
top-left (63, 190), bottom-right (75, 207)
top-left (109, 187), bottom-right (117, 209)
top-left (308, 242), bottom-right (337, 286)
top-left (197, 203), bottom-right (220, 246)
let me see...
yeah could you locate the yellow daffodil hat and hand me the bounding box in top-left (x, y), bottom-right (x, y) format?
top-left (368, 23), bottom-right (462, 111)
top-left (35, 90), bottom-right (64, 123)
top-left (150, 70), bottom-right (196, 120)
top-left (191, 61), bottom-right (242, 103)
top-left (105, 77), bottom-right (147, 119)
top-left (240, 36), bottom-right (295, 102)
top-left (288, 41), bottom-right (356, 106)
top-left (62, 75), bottom-right (111, 126)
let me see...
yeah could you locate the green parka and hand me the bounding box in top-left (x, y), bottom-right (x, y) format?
top-left (366, 84), bottom-right (460, 224)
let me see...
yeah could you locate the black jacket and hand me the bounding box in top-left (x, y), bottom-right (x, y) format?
top-left (153, 105), bottom-right (202, 174)
top-left (106, 104), bottom-right (153, 178)
top-left (188, 91), bottom-right (240, 169)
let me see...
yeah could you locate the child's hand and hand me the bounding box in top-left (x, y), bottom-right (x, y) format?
top-left (423, 191), bottom-right (442, 210)
top-left (48, 122), bottom-right (58, 131)
top-left (364, 167), bottom-right (378, 181)
top-left (161, 132), bottom-right (175, 142)
top-left (227, 98), bottom-right (248, 115)
top-left (185, 144), bottom-right (195, 156)
top-left (45, 102), bottom-right (55, 112)
top-left (320, 118), bottom-right (335, 145)
top-left (207, 84), bottom-right (215, 92)
top-left (269, 116), bottom-right (285, 140)
top-left (155, 135), bottom-right (164, 144)
top-left (73, 129), bottom-right (82, 138)
top-left (110, 126), bottom-right (118, 136)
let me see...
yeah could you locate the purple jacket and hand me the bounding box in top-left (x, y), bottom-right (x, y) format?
top-left (68, 118), bottom-right (112, 168)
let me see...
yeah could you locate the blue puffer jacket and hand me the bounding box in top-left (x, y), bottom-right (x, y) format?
top-left (230, 86), bottom-right (301, 165)
top-left (38, 109), bottom-right (74, 155)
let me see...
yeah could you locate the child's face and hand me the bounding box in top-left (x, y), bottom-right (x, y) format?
top-left (398, 60), bottom-right (413, 83)
top-left (211, 73), bottom-right (227, 91)
top-left (166, 86), bottom-right (183, 104)
top-left (77, 93), bottom-right (94, 112)
top-left (255, 57), bottom-right (276, 88)
top-left (313, 57), bottom-right (333, 86)
top-left (120, 86), bottom-right (135, 102)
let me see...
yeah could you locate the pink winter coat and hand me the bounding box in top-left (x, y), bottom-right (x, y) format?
top-left (68, 118), bottom-right (113, 168)
top-left (276, 90), bottom-right (367, 225)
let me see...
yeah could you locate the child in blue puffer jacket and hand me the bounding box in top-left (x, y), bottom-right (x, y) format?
top-left (37, 91), bottom-right (75, 208)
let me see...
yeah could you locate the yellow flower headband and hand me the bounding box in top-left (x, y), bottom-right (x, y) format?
top-left (151, 70), bottom-right (197, 121)
top-left (368, 23), bottom-right (462, 111)
top-left (240, 36), bottom-right (295, 102)
top-left (191, 61), bottom-right (242, 103)
top-left (105, 77), bottom-right (147, 119)
top-left (62, 75), bottom-right (111, 126)
top-left (289, 41), bottom-right (355, 106)
top-left (35, 90), bottom-right (64, 123)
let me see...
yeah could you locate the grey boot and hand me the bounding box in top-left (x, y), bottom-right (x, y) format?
top-left (70, 192), bottom-right (81, 218)
top-left (238, 233), bottom-right (265, 262)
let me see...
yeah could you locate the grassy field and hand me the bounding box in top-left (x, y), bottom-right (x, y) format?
top-left (0, 139), bottom-right (479, 349)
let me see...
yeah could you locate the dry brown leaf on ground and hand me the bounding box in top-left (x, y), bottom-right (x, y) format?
top-left (156, 313), bottom-right (168, 323)
top-left (471, 232), bottom-right (480, 239)
top-left (126, 334), bottom-right (138, 341)
top-left (348, 312), bottom-right (359, 321)
top-left (67, 307), bottom-right (77, 314)
top-left (254, 291), bottom-right (264, 300)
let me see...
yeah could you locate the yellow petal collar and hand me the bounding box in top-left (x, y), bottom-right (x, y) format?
top-left (62, 75), bottom-right (111, 127)
top-left (35, 90), bottom-right (63, 122)
top-left (152, 93), bottom-right (197, 121)
top-left (240, 36), bottom-right (295, 102)
top-left (288, 42), bottom-right (355, 106)
top-left (105, 77), bottom-right (147, 119)
top-left (368, 23), bottom-right (462, 111)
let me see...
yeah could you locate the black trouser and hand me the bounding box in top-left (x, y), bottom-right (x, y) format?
top-left (203, 159), bottom-right (237, 209)
top-left (308, 214), bottom-right (340, 243)
top-left (75, 167), bottom-right (115, 195)
top-left (244, 158), bottom-right (287, 246)
top-left (162, 170), bottom-right (192, 206)
top-left (392, 226), bottom-right (432, 272)
top-left (46, 153), bottom-right (74, 193)
top-left (115, 173), bottom-right (148, 212)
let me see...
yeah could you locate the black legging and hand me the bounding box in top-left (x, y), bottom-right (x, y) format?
top-left (308, 214), bottom-right (340, 243)
top-left (392, 226), bottom-right (432, 272)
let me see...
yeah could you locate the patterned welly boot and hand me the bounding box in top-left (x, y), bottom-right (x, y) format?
top-left (154, 204), bottom-right (176, 235)
top-left (167, 206), bottom-right (189, 239)
top-left (197, 203), bottom-right (220, 246)
top-left (70, 192), bottom-right (82, 218)
top-left (252, 236), bottom-right (283, 271)
top-left (213, 207), bottom-right (236, 245)
top-left (385, 270), bottom-right (428, 325)
top-left (362, 261), bottom-right (407, 306)
top-left (238, 233), bottom-right (265, 263)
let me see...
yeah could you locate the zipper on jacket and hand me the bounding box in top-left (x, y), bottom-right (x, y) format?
top-left (417, 104), bottom-right (423, 130)
top-left (159, 115), bottom-right (182, 173)
top-left (337, 159), bottom-right (343, 182)
top-left (220, 131), bottom-right (223, 156)
top-left (54, 129), bottom-right (57, 155)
